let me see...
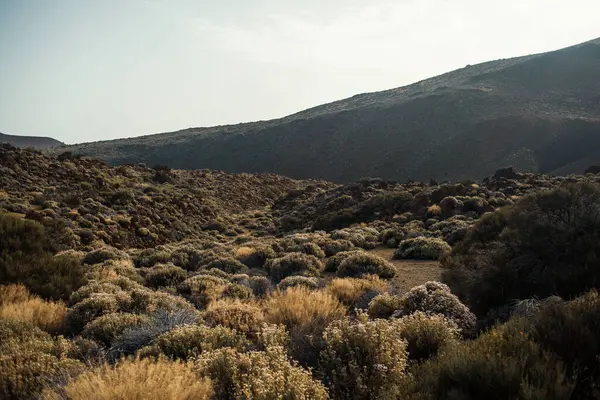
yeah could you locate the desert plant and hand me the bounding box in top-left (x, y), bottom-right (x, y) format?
top-left (394, 237), bottom-right (451, 260)
top-left (264, 252), bottom-right (322, 282)
top-left (219, 283), bottom-right (254, 301)
top-left (367, 293), bottom-right (402, 319)
top-left (0, 296), bottom-right (68, 334)
top-left (195, 346), bottom-right (329, 400)
top-left (248, 276), bottom-right (272, 298)
top-left (144, 263), bottom-right (187, 288)
top-left (205, 257), bottom-right (249, 274)
top-left (277, 275), bottom-right (321, 291)
top-left (321, 239), bottom-right (355, 256)
top-left (82, 247), bottom-right (130, 266)
top-left (336, 253), bottom-right (396, 279)
top-left (323, 250), bottom-right (365, 273)
top-left (327, 275), bottom-right (388, 308)
top-left (81, 313), bottom-right (151, 347)
top-left (394, 281), bottom-right (476, 334)
top-left (0, 284), bottom-right (32, 306)
top-left (66, 293), bottom-right (122, 334)
top-left (235, 245), bottom-right (277, 268)
top-left (443, 182), bottom-right (600, 317)
top-left (43, 357), bottom-right (213, 400)
top-left (202, 300), bottom-right (265, 338)
top-left (319, 313), bottom-right (408, 399)
top-left (394, 311), bottom-right (459, 361)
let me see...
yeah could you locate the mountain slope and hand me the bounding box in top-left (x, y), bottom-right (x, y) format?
top-left (59, 38), bottom-right (600, 182)
top-left (1, 132), bottom-right (63, 149)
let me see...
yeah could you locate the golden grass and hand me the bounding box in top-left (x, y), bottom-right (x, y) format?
top-left (0, 297), bottom-right (68, 334)
top-left (327, 275), bottom-right (388, 305)
top-left (427, 204), bottom-right (442, 216)
top-left (264, 286), bottom-right (346, 330)
top-left (43, 357), bottom-right (213, 400)
top-left (0, 284), bottom-right (33, 306)
top-left (235, 246), bottom-right (255, 259)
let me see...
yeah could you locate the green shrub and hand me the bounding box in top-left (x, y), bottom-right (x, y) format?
top-left (277, 275), bottom-right (321, 291)
top-left (394, 311), bottom-right (459, 361)
top-left (395, 281), bottom-right (476, 334)
top-left (336, 253), bottom-right (396, 279)
top-left (140, 324), bottom-right (250, 360)
top-left (82, 247), bottom-right (129, 265)
top-left (205, 258), bottom-right (249, 274)
top-left (367, 293), bottom-right (402, 319)
top-left (321, 239), bottom-right (355, 257)
top-left (286, 242), bottom-right (326, 258)
top-left (324, 250), bottom-right (364, 273)
top-left (66, 293), bottom-right (122, 334)
top-left (443, 182), bottom-right (600, 317)
top-left (401, 324), bottom-right (574, 400)
top-left (81, 313), bottom-right (150, 347)
top-left (69, 281), bottom-right (131, 306)
top-left (319, 313), bottom-right (408, 399)
top-left (177, 275), bottom-right (228, 309)
top-left (144, 263), bottom-right (187, 288)
top-left (265, 252), bottom-right (322, 282)
top-left (195, 346), bottom-right (329, 400)
top-left (394, 237), bottom-right (451, 260)
top-left (220, 283), bottom-right (254, 301)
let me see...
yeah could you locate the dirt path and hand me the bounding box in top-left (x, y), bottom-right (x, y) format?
top-left (368, 247), bottom-right (443, 293)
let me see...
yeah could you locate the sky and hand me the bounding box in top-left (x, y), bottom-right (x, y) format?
top-left (0, 0), bottom-right (599, 144)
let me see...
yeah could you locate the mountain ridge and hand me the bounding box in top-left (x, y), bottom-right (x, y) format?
top-left (1, 132), bottom-right (63, 149)
top-left (55, 37), bottom-right (600, 182)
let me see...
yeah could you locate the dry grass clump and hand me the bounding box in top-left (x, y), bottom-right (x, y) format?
top-left (327, 275), bottom-right (388, 308)
top-left (319, 313), bottom-right (408, 399)
top-left (0, 283), bottom-right (32, 306)
top-left (394, 237), bottom-right (451, 260)
top-left (367, 293), bottom-right (402, 319)
top-left (202, 300), bottom-right (265, 338)
top-left (336, 252), bottom-right (396, 279)
top-left (195, 346), bottom-right (329, 400)
top-left (265, 252), bottom-right (322, 282)
top-left (264, 286), bottom-right (346, 366)
top-left (0, 296), bottom-right (68, 334)
top-left (43, 357), bottom-right (213, 400)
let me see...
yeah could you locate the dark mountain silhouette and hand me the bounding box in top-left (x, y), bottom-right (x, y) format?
top-left (1, 132), bottom-right (63, 149)
top-left (57, 38), bottom-right (600, 182)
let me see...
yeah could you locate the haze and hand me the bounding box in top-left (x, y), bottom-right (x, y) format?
top-left (0, 0), bottom-right (598, 144)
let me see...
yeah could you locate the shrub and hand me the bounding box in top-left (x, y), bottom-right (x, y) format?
top-left (402, 324), bottom-right (574, 400)
top-left (195, 346), bottom-right (328, 400)
top-left (264, 287), bottom-right (346, 366)
top-left (81, 313), bottom-right (151, 347)
top-left (177, 275), bottom-right (228, 309)
top-left (367, 293), bottom-right (402, 319)
top-left (265, 252), bottom-right (322, 282)
top-left (248, 276), bottom-right (272, 298)
top-left (336, 253), bottom-right (396, 279)
top-left (287, 242), bottom-right (327, 258)
top-left (322, 239), bottom-right (355, 257)
top-left (127, 288), bottom-right (196, 314)
top-left (327, 275), bottom-right (388, 308)
top-left (44, 357), bottom-right (213, 400)
top-left (69, 281), bottom-right (130, 306)
top-left (235, 245), bottom-right (276, 268)
top-left (394, 237), bottom-right (451, 260)
top-left (144, 263), bottom-right (187, 288)
top-left (220, 283), bottom-right (254, 301)
top-left (319, 313), bottom-right (409, 399)
top-left (394, 281), bottom-right (476, 334)
top-left (82, 247), bottom-right (130, 265)
top-left (66, 293), bottom-right (121, 334)
top-left (324, 250), bottom-right (364, 273)
top-left (109, 309), bottom-right (199, 359)
top-left (202, 300), bottom-right (265, 338)
top-left (140, 324), bottom-right (250, 360)
top-left (0, 297), bottom-right (68, 334)
top-left (527, 290), bottom-right (600, 399)
top-left (443, 182), bottom-right (600, 317)
top-left (277, 275), bottom-right (321, 291)
top-left (394, 311), bottom-right (459, 361)
top-left (0, 284), bottom-right (32, 306)
top-left (205, 257), bottom-right (249, 274)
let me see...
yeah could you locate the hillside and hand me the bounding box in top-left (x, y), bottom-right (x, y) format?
top-left (55, 38), bottom-right (600, 183)
top-left (0, 132), bottom-right (63, 149)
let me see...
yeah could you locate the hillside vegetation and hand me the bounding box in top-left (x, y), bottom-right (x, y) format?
top-left (57, 38), bottom-right (600, 182)
top-left (3, 146), bottom-right (600, 398)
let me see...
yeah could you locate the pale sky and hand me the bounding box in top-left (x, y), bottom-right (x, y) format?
top-left (0, 0), bottom-right (599, 144)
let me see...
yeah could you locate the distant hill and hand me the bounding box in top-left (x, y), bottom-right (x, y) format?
top-left (58, 38), bottom-right (600, 182)
top-left (1, 133), bottom-right (63, 149)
